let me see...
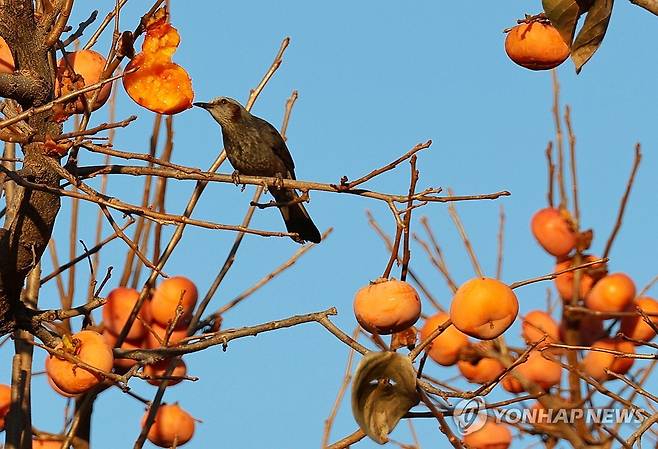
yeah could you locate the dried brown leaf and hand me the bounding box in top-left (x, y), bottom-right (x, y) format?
top-left (351, 352), bottom-right (419, 444)
top-left (542, 0), bottom-right (594, 45)
top-left (571, 0), bottom-right (614, 73)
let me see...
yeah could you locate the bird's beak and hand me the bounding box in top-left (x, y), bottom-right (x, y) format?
top-left (193, 102), bottom-right (211, 109)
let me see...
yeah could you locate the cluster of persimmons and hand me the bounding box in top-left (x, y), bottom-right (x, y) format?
top-left (350, 201), bottom-right (653, 448)
top-left (0, 8), bottom-right (193, 123)
top-left (1, 276), bottom-right (200, 447)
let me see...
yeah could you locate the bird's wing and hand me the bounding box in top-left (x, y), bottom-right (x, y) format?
top-left (255, 116), bottom-right (297, 179)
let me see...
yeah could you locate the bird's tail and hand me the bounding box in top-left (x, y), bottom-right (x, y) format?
top-left (272, 188), bottom-right (321, 244)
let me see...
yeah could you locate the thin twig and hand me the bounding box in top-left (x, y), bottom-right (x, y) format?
top-left (602, 144), bottom-right (642, 259)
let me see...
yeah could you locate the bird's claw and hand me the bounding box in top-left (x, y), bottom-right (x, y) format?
top-left (274, 172), bottom-right (285, 190)
top-left (231, 170), bottom-right (241, 186)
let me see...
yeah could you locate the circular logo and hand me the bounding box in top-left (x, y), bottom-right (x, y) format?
top-left (452, 397), bottom-right (486, 435)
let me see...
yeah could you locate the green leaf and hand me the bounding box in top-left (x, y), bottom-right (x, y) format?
top-left (571, 0), bottom-right (614, 73)
top-left (542, 0), bottom-right (594, 45)
top-left (351, 352), bottom-right (420, 444)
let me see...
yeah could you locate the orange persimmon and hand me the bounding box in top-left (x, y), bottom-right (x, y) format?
top-left (0, 383), bottom-right (10, 431)
top-left (45, 330), bottom-right (114, 395)
top-left (463, 420), bottom-right (512, 449)
top-left (420, 312), bottom-right (469, 366)
top-left (143, 403), bottom-right (195, 447)
top-left (450, 278), bottom-right (518, 340)
top-left (620, 297), bottom-right (658, 343)
top-left (530, 207), bottom-right (577, 257)
top-left (585, 273), bottom-right (636, 313)
top-left (583, 338), bottom-right (635, 382)
top-left (144, 358), bottom-right (187, 386)
top-left (0, 37), bottom-right (14, 73)
top-left (150, 276), bottom-right (198, 328)
top-left (505, 21), bottom-right (570, 71)
top-left (102, 287), bottom-right (151, 340)
top-left (457, 357), bottom-right (505, 384)
top-left (353, 278), bottom-right (421, 335)
top-left (522, 310), bottom-right (560, 346)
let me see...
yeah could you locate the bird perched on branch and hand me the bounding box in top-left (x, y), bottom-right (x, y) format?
top-left (194, 97), bottom-right (321, 244)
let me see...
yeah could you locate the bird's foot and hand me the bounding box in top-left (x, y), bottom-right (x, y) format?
top-left (231, 170), bottom-right (241, 186)
top-left (274, 172), bottom-right (285, 190)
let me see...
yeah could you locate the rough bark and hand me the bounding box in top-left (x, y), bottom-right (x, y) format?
top-left (0, 0), bottom-right (63, 336)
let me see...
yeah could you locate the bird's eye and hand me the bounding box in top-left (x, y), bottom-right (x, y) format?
top-left (219, 99), bottom-right (228, 105)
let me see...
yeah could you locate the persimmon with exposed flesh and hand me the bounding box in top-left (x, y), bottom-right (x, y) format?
top-left (583, 338), bottom-right (635, 381)
top-left (45, 330), bottom-right (114, 395)
top-left (554, 255), bottom-right (603, 301)
top-left (502, 352), bottom-right (562, 393)
top-left (143, 403), bottom-right (195, 447)
top-left (353, 278), bottom-right (421, 335)
top-left (123, 11), bottom-right (193, 114)
top-left (420, 312), bottom-right (468, 366)
top-left (102, 287), bottom-right (151, 340)
top-left (463, 420), bottom-right (512, 449)
top-left (505, 21), bottom-right (570, 71)
top-left (0, 37), bottom-right (14, 73)
top-left (55, 49), bottom-right (112, 116)
top-left (522, 310), bottom-right (559, 346)
top-left (457, 357), bottom-right (505, 384)
top-left (150, 276), bottom-right (198, 328)
top-left (0, 384), bottom-right (10, 431)
top-left (144, 358), bottom-right (187, 386)
top-left (585, 273), bottom-right (636, 313)
top-left (620, 297), bottom-right (658, 342)
top-left (450, 278), bottom-right (518, 340)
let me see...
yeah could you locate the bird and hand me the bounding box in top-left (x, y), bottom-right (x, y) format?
top-left (194, 97), bottom-right (322, 244)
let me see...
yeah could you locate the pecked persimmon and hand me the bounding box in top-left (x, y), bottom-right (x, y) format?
top-left (55, 49), bottom-right (112, 115)
top-left (502, 352), bottom-right (562, 393)
top-left (450, 278), bottom-right (518, 340)
top-left (0, 383), bottom-right (10, 431)
top-left (554, 255), bottom-right (602, 301)
top-left (420, 312), bottom-right (469, 366)
top-left (123, 12), bottom-right (194, 115)
top-left (102, 287), bottom-right (151, 340)
top-left (353, 278), bottom-right (421, 335)
top-left (620, 297), bottom-right (658, 343)
top-left (522, 310), bottom-right (559, 346)
top-left (45, 330), bottom-right (114, 395)
top-left (583, 338), bottom-right (635, 381)
top-left (0, 37), bottom-right (14, 73)
top-left (150, 276), bottom-right (198, 328)
top-left (457, 357), bottom-right (505, 384)
top-left (505, 21), bottom-right (570, 71)
top-left (144, 358), bottom-right (187, 386)
top-left (463, 420), bottom-right (512, 449)
top-left (143, 403), bottom-right (195, 447)
top-left (530, 208), bottom-right (576, 257)
top-left (585, 273), bottom-right (635, 313)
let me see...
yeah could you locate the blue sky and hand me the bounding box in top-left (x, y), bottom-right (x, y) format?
top-left (3, 1), bottom-right (658, 448)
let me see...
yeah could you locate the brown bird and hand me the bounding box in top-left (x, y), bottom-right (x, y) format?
top-left (194, 97), bottom-right (321, 244)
